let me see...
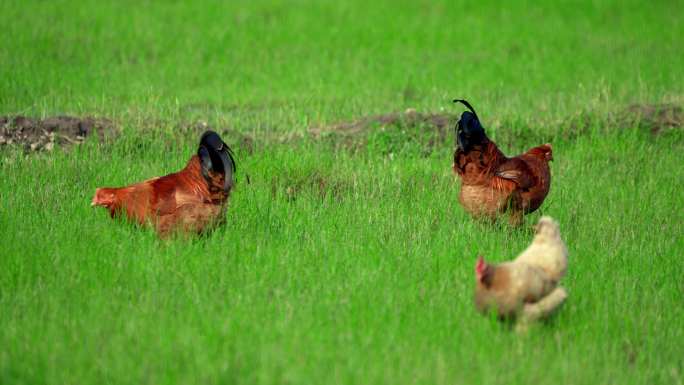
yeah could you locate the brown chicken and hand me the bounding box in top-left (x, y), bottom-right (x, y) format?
top-left (474, 216), bottom-right (568, 324)
top-left (452, 99), bottom-right (553, 225)
top-left (92, 130), bottom-right (236, 237)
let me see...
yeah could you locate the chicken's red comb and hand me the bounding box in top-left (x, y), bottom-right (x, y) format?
top-left (475, 256), bottom-right (487, 276)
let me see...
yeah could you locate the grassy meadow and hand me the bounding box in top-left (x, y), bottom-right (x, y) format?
top-left (1, 1), bottom-right (683, 384)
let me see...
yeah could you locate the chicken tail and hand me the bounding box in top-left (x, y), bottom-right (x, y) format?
top-left (452, 99), bottom-right (487, 152)
top-left (198, 130), bottom-right (236, 192)
top-left (453, 99), bottom-right (480, 122)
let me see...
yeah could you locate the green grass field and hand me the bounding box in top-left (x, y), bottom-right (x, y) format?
top-left (1, 1), bottom-right (683, 384)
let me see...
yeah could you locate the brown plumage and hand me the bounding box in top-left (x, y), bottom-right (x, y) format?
top-left (474, 216), bottom-right (568, 321)
top-left (452, 99), bottom-right (552, 225)
top-left (92, 131), bottom-right (236, 237)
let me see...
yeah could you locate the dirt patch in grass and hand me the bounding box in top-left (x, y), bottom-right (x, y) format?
top-left (310, 109), bottom-right (456, 137)
top-left (566, 103), bottom-right (683, 138)
top-left (269, 171), bottom-right (352, 203)
top-left (620, 103), bottom-right (683, 134)
top-left (181, 109), bottom-right (458, 157)
top-left (301, 103), bottom-right (683, 156)
top-left (308, 109), bottom-right (458, 155)
top-left (0, 115), bottom-right (115, 152)
top-left (3, 103), bottom-right (679, 155)
top-left (181, 120), bottom-right (256, 155)
top-left (183, 103), bottom-right (682, 157)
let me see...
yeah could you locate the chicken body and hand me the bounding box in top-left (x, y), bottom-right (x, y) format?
top-left (452, 99), bottom-right (552, 225)
top-left (474, 259), bottom-right (555, 317)
top-left (474, 216), bottom-right (568, 320)
top-left (515, 216), bottom-right (568, 283)
top-left (92, 131), bottom-right (236, 237)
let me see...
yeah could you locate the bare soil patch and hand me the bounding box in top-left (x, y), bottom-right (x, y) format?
top-left (179, 109), bottom-right (458, 157)
top-left (181, 120), bottom-right (255, 155)
top-left (0, 115), bottom-right (115, 152)
top-left (3, 102), bottom-right (678, 156)
top-left (566, 103), bottom-right (683, 138)
top-left (620, 103), bottom-right (683, 134)
top-left (308, 109), bottom-right (459, 154)
top-left (309, 109), bottom-right (456, 138)
top-left (268, 170), bottom-right (352, 203)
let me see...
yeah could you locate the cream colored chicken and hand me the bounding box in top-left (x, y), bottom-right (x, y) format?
top-left (515, 216), bottom-right (568, 283)
top-left (474, 216), bottom-right (569, 329)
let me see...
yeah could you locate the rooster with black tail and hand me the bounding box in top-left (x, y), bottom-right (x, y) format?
top-left (452, 99), bottom-right (553, 225)
top-left (92, 131), bottom-right (236, 236)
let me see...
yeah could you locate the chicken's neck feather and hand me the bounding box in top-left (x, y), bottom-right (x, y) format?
top-left (179, 156), bottom-right (229, 201)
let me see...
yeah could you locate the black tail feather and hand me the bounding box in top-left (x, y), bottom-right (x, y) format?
top-left (452, 99), bottom-right (487, 152)
top-left (198, 130), bottom-right (236, 192)
top-left (453, 99), bottom-right (480, 122)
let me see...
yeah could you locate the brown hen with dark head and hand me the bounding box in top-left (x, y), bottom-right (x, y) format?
top-left (452, 99), bottom-right (552, 225)
top-left (92, 131), bottom-right (236, 237)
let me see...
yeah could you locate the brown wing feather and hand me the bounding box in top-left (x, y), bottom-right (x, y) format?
top-left (495, 158), bottom-right (535, 190)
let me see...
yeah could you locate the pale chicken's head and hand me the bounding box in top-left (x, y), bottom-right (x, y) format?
top-left (535, 216), bottom-right (561, 240)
